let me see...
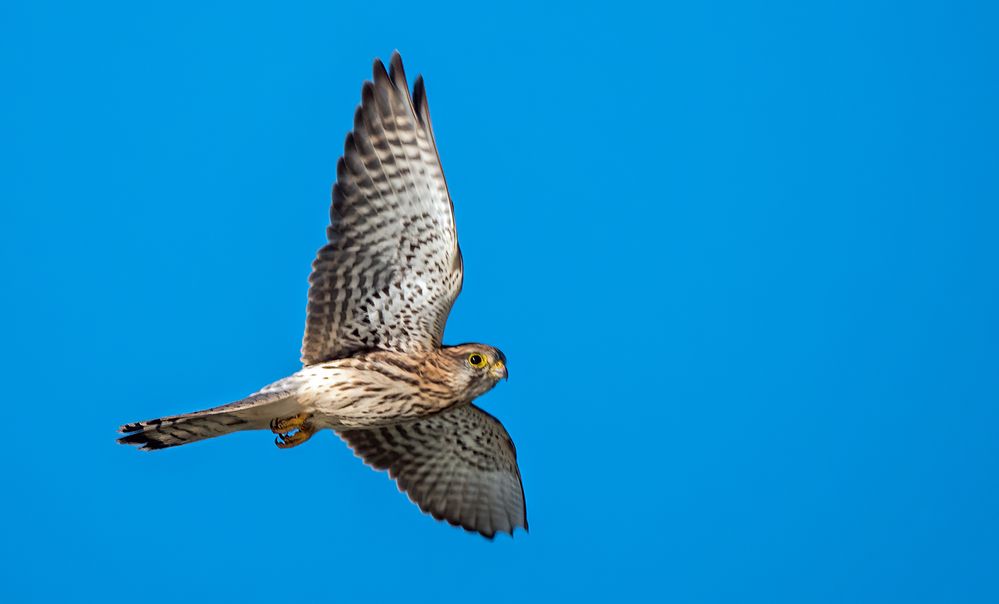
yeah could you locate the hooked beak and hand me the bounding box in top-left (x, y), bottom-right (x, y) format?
top-left (490, 360), bottom-right (508, 381)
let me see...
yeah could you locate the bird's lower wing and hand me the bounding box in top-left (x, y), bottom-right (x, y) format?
top-left (338, 404), bottom-right (527, 539)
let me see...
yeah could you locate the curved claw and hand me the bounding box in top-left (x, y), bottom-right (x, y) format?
top-left (273, 421), bottom-right (315, 449)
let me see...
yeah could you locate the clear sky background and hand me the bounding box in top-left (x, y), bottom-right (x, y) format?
top-left (2, 1), bottom-right (997, 602)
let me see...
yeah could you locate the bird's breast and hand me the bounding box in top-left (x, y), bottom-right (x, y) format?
top-left (294, 359), bottom-right (459, 428)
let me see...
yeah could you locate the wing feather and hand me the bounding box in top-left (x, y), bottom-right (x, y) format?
top-left (338, 404), bottom-right (528, 539)
top-left (302, 52), bottom-right (462, 364)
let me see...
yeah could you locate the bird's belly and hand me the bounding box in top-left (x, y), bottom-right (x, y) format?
top-left (295, 364), bottom-right (452, 428)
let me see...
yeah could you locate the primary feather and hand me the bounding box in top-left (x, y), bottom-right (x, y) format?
top-left (301, 53), bottom-right (463, 364)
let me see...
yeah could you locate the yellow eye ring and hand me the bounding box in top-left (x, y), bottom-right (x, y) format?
top-left (468, 353), bottom-right (488, 368)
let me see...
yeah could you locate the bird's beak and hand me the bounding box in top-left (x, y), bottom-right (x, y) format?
top-left (491, 360), bottom-right (508, 381)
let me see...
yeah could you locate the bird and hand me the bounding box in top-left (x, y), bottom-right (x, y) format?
top-left (117, 52), bottom-right (527, 539)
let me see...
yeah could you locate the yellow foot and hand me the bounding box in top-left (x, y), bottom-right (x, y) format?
top-left (271, 413), bottom-right (315, 449)
top-left (271, 413), bottom-right (310, 434)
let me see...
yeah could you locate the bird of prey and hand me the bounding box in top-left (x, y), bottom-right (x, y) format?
top-left (117, 52), bottom-right (527, 539)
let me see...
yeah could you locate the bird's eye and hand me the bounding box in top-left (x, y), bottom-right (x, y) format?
top-left (468, 353), bottom-right (487, 368)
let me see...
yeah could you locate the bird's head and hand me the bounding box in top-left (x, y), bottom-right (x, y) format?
top-left (441, 343), bottom-right (508, 399)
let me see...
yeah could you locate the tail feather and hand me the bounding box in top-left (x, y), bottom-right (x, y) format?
top-left (117, 414), bottom-right (258, 450)
top-left (117, 390), bottom-right (298, 451)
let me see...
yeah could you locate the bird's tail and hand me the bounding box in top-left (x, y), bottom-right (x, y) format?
top-left (117, 389), bottom-right (299, 450)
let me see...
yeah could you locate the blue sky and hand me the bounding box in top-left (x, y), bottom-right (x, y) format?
top-left (2, 1), bottom-right (998, 602)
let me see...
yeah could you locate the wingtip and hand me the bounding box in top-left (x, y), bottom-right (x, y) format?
top-left (372, 55), bottom-right (391, 86)
top-left (388, 51), bottom-right (410, 97)
top-left (390, 50), bottom-right (404, 72)
top-left (360, 80), bottom-right (377, 110)
top-left (480, 523), bottom-right (529, 540)
top-left (412, 75), bottom-right (429, 125)
top-left (352, 104), bottom-right (364, 130)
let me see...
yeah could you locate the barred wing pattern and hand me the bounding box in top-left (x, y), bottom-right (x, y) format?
top-left (302, 53), bottom-right (462, 364)
top-left (339, 404), bottom-right (528, 538)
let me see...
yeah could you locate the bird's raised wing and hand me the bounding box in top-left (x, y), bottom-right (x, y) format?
top-left (302, 52), bottom-right (462, 364)
top-left (338, 404), bottom-right (528, 539)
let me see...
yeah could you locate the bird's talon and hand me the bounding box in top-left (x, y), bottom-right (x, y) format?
top-left (273, 420), bottom-right (314, 449)
top-left (271, 413), bottom-right (311, 434)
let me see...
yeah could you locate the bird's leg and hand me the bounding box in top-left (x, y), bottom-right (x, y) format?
top-left (271, 413), bottom-right (315, 449)
top-left (271, 413), bottom-right (311, 434)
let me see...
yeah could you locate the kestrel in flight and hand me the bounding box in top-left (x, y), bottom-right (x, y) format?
top-left (118, 52), bottom-right (527, 539)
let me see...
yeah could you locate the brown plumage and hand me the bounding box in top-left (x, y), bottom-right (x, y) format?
top-left (116, 52), bottom-right (526, 539)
